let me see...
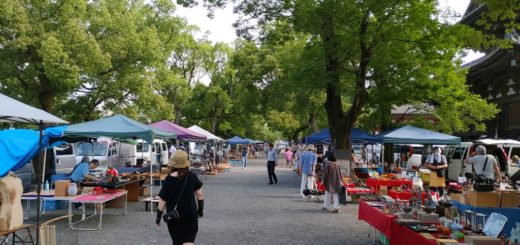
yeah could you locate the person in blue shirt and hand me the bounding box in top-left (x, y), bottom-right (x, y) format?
top-left (300, 145), bottom-right (317, 197)
top-left (70, 157), bottom-right (100, 184)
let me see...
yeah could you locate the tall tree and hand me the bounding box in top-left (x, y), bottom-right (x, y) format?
top-left (179, 0), bottom-right (498, 151)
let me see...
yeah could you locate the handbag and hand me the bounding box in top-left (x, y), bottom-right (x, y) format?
top-left (163, 174), bottom-right (189, 223)
top-left (472, 156), bottom-right (495, 192)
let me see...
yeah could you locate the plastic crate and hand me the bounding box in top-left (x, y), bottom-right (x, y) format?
top-left (44, 200), bottom-right (66, 211)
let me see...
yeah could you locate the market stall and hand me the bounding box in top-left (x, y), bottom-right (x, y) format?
top-left (302, 128), bottom-right (381, 144)
top-left (359, 200), bottom-right (509, 244)
top-left (0, 92), bottom-right (68, 243)
top-left (63, 114), bottom-right (176, 214)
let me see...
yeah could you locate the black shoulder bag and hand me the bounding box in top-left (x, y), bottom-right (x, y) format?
top-left (472, 156), bottom-right (494, 192)
top-left (163, 174), bottom-right (189, 222)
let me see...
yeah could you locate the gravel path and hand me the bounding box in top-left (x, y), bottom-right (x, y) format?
top-left (44, 158), bottom-right (372, 244)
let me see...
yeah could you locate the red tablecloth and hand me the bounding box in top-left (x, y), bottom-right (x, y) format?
top-left (366, 178), bottom-right (412, 191)
top-left (358, 201), bottom-right (396, 239)
top-left (387, 190), bottom-right (440, 203)
top-left (358, 201), bottom-right (439, 245)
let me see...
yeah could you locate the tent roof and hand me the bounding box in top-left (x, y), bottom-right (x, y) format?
top-left (382, 125), bottom-right (460, 145)
top-left (303, 128), bottom-right (381, 144)
top-left (149, 120), bottom-right (206, 140)
top-left (0, 126), bottom-right (65, 177)
top-left (0, 93), bottom-right (68, 124)
top-left (228, 136), bottom-right (250, 145)
top-left (64, 114), bottom-right (175, 143)
top-left (187, 125), bottom-right (223, 141)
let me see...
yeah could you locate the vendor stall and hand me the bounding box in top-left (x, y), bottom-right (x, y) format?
top-left (63, 114), bottom-right (176, 214)
top-left (359, 200), bottom-right (506, 245)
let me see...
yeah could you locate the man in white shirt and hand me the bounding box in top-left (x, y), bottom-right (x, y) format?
top-left (266, 143), bottom-right (278, 184)
top-left (467, 145), bottom-right (501, 181)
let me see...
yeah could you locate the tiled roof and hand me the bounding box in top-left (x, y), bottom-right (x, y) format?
top-left (461, 49), bottom-right (501, 69)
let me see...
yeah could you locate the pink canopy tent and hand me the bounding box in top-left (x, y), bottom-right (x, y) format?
top-left (149, 120), bottom-right (207, 140)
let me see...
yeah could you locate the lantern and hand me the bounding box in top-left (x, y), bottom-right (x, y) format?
top-left (464, 210), bottom-right (474, 229)
top-left (474, 213), bottom-right (487, 233)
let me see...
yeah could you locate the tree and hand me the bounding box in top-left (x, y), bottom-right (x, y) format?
top-left (179, 0), bottom-right (498, 151)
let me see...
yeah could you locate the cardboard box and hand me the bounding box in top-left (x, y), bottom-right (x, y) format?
top-left (54, 180), bottom-right (70, 196)
top-left (461, 190), bottom-right (472, 205)
top-left (450, 193), bottom-right (462, 203)
top-left (464, 235), bottom-right (502, 245)
top-left (496, 190), bottom-right (518, 208)
top-left (378, 186), bottom-right (388, 196)
top-left (435, 239), bottom-right (458, 245)
top-left (468, 191), bottom-right (499, 208)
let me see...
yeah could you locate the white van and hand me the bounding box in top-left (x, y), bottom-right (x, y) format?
top-left (393, 144), bottom-right (423, 168)
top-left (445, 142), bottom-right (472, 181)
top-left (445, 139), bottom-right (520, 181)
top-left (53, 143), bottom-right (77, 174)
top-left (136, 139), bottom-right (168, 166)
top-left (74, 138), bottom-right (136, 168)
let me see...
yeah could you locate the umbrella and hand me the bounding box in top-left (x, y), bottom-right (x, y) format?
top-left (0, 93), bottom-right (68, 244)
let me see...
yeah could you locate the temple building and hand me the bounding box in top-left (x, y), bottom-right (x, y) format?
top-left (461, 2), bottom-right (520, 140)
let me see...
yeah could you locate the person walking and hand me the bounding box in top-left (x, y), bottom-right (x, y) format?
top-left (284, 147), bottom-right (293, 168)
top-left (300, 145), bottom-right (317, 197)
top-left (266, 143), bottom-right (278, 184)
top-left (294, 146), bottom-right (303, 176)
top-left (242, 145), bottom-right (249, 170)
top-left (322, 152), bottom-right (342, 213)
top-left (156, 150), bottom-right (204, 245)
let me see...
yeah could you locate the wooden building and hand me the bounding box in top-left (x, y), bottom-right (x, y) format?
top-left (461, 2), bottom-right (520, 140)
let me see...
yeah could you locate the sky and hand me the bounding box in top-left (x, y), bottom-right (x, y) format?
top-left (175, 0), bottom-right (483, 63)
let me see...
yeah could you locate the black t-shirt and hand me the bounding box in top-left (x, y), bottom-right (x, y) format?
top-left (158, 172), bottom-right (203, 222)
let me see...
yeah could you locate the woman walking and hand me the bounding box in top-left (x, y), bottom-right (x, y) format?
top-left (156, 150), bottom-right (204, 245)
top-left (322, 152), bottom-right (342, 213)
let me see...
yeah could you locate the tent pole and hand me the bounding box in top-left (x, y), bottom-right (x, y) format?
top-left (41, 150), bottom-right (47, 186)
top-left (35, 121), bottom-right (43, 245)
top-left (150, 159), bottom-right (153, 215)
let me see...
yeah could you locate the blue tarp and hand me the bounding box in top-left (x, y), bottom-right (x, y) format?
top-left (0, 126), bottom-right (66, 177)
top-left (303, 128), bottom-right (381, 144)
top-left (227, 136), bottom-right (251, 145)
top-left (452, 201), bottom-right (519, 236)
top-left (381, 125), bottom-right (460, 145)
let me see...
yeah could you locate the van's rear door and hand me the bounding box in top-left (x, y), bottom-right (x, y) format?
top-left (54, 143), bottom-right (77, 174)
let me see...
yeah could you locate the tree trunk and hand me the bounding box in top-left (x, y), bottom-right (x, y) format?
top-left (322, 6), bottom-right (349, 150)
top-left (36, 72), bottom-right (55, 112)
top-left (309, 112), bottom-right (320, 133)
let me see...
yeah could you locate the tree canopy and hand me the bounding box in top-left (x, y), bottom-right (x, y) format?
top-left (0, 0), bottom-right (502, 144)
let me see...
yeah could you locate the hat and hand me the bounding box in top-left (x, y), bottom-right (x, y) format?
top-left (169, 150), bottom-right (189, 168)
top-left (307, 145), bottom-right (314, 150)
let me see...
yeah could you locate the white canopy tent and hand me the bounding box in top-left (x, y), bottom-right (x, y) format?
top-left (0, 92), bottom-right (68, 243)
top-left (188, 125), bottom-right (223, 141)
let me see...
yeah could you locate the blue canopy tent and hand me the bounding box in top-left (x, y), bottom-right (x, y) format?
top-left (303, 128), bottom-right (381, 144)
top-left (381, 125), bottom-right (460, 145)
top-left (227, 136), bottom-right (251, 145)
top-left (0, 127), bottom-right (66, 177)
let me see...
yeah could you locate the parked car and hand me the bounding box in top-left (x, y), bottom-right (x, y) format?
top-left (53, 143), bottom-right (76, 174)
top-left (74, 138), bottom-right (136, 168)
top-left (136, 139), bottom-right (168, 166)
top-left (14, 162), bottom-right (33, 192)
